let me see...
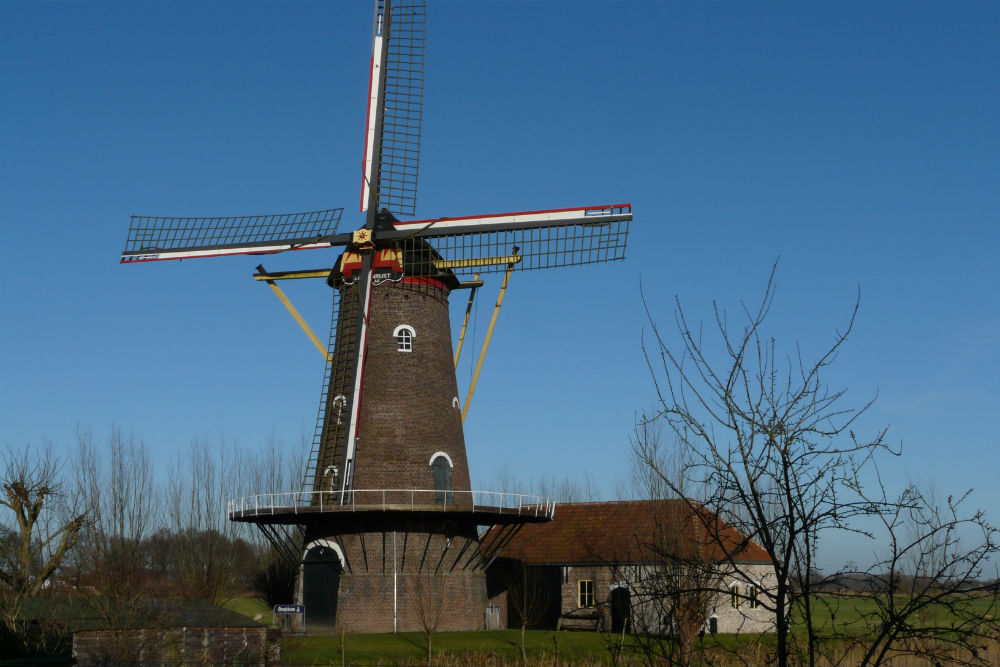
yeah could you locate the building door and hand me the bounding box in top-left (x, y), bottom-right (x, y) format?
top-left (302, 544), bottom-right (342, 629)
top-left (610, 586), bottom-right (632, 634)
top-left (431, 455), bottom-right (453, 505)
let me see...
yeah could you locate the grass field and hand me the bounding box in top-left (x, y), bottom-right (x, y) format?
top-left (220, 595), bottom-right (1000, 666)
top-left (221, 596), bottom-right (273, 625)
top-left (279, 629), bottom-right (626, 667)
top-left (792, 593), bottom-right (1000, 635)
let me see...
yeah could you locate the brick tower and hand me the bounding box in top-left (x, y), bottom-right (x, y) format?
top-left (297, 243), bottom-right (487, 632)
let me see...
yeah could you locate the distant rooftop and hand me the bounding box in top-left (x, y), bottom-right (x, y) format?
top-left (483, 499), bottom-right (772, 566)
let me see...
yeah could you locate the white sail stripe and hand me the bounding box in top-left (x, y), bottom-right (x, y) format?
top-left (395, 207), bottom-right (620, 231)
top-left (340, 267), bottom-right (374, 502)
top-left (361, 34), bottom-right (385, 213)
top-left (122, 241), bottom-right (332, 262)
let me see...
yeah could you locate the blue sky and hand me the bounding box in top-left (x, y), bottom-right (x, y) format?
top-left (2, 1), bottom-right (998, 569)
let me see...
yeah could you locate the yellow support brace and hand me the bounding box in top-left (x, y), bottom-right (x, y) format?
top-left (454, 273), bottom-right (480, 368)
top-left (252, 268), bottom-right (330, 281)
top-left (256, 267), bottom-right (331, 364)
top-left (462, 260), bottom-right (516, 423)
top-left (434, 255), bottom-right (522, 270)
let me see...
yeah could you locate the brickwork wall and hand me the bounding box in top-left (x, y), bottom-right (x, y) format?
top-left (354, 279), bottom-right (471, 497)
top-left (326, 570), bottom-right (487, 633)
top-left (539, 563), bottom-right (776, 634)
top-left (613, 562), bottom-right (776, 635)
top-left (301, 515), bottom-right (490, 633)
top-left (73, 627), bottom-right (278, 667)
top-left (704, 563), bottom-right (775, 634)
top-left (559, 565), bottom-right (615, 629)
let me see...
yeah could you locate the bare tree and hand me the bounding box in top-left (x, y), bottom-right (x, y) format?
top-left (166, 437), bottom-right (251, 603)
top-left (0, 443), bottom-right (85, 646)
top-left (482, 464), bottom-right (602, 503)
top-left (821, 482), bottom-right (1000, 666)
top-left (503, 559), bottom-right (549, 666)
top-left (73, 426), bottom-right (160, 602)
top-left (624, 419), bottom-right (733, 665)
top-left (639, 264), bottom-right (1000, 666)
top-left (71, 426), bottom-right (181, 664)
top-left (413, 570), bottom-right (447, 666)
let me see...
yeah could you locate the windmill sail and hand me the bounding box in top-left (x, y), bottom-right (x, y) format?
top-left (386, 204), bottom-right (632, 275)
top-left (361, 0), bottom-right (425, 217)
top-left (121, 209), bottom-right (344, 262)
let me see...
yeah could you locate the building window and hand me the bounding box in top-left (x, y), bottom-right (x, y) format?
top-left (332, 394), bottom-right (346, 425)
top-left (748, 584), bottom-right (760, 609)
top-left (393, 324), bottom-right (415, 352)
top-left (429, 452), bottom-right (453, 505)
top-left (562, 566), bottom-right (570, 584)
top-left (578, 580), bottom-right (594, 608)
top-left (730, 583), bottom-right (741, 609)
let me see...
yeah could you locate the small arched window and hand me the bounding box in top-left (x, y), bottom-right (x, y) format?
top-left (332, 394), bottom-right (347, 425)
top-left (748, 583), bottom-right (760, 609)
top-left (429, 452), bottom-right (454, 506)
top-left (393, 325), bottom-right (415, 352)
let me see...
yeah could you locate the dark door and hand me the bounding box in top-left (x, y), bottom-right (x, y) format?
top-left (432, 456), bottom-right (454, 505)
top-left (302, 545), bottom-right (342, 630)
top-left (610, 587), bottom-right (632, 633)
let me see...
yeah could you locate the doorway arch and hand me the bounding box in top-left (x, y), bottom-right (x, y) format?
top-left (301, 540), bottom-right (344, 629)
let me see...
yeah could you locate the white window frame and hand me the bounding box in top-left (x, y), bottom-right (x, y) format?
top-left (748, 581), bottom-right (762, 609)
top-left (429, 451), bottom-right (454, 467)
top-left (301, 539), bottom-right (345, 567)
top-left (332, 394), bottom-right (347, 424)
top-left (393, 324), bottom-right (415, 352)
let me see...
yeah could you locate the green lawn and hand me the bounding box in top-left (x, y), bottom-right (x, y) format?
top-left (280, 629), bottom-right (615, 666)
top-left (222, 596), bottom-right (273, 625)
top-left (277, 629), bottom-right (781, 666)
top-left (222, 594), bottom-right (1000, 665)
top-left (792, 593), bottom-right (1000, 636)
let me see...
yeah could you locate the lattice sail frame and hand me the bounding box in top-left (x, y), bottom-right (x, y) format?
top-left (378, 0), bottom-right (425, 216)
top-left (121, 209), bottom-right (344, 262)
top-left (395, 209), bottom-right (631, 277)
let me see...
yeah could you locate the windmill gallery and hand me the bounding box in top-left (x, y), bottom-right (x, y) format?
top-left (121, 0), bottom-right (632, 632)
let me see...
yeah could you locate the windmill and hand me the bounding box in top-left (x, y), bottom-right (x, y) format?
top-left (121, 0), bottom-right (631, 632)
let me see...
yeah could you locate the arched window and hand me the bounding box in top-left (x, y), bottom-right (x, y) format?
top-left (393, 325), bottom-right (415, 352)
top-left (748, 583), bottom-right (760, 609)
top-left (332, 394), bottom-right (346, 425)
top-left (429, 452), bottom-right (453, 505)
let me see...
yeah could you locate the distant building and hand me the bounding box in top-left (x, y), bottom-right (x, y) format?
top-left (483, 500), bottom-right (775, 634)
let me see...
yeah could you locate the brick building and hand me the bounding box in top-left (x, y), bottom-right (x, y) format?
top-left (483, 500), bottom-right (775, 635)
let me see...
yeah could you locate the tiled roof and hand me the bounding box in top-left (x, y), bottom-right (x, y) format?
top-left (483, 499), bottom-right (772, 565)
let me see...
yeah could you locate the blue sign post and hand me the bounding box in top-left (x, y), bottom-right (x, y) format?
top-left (273, 604), bottom-right (305, 633)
